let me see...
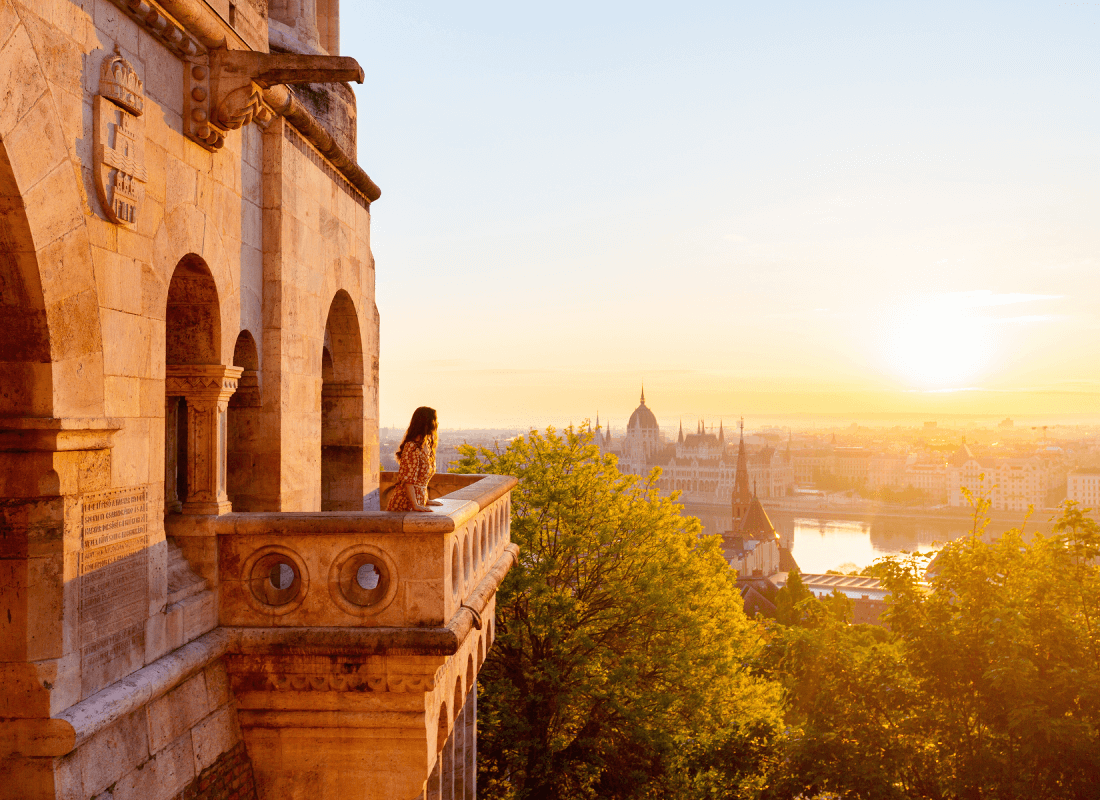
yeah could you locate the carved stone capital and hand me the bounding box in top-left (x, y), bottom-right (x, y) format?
top-left (166, 364), bottom-right (243, 403)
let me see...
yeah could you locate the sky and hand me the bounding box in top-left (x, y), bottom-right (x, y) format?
top-left (340, 2), bottom-right (1100, 430)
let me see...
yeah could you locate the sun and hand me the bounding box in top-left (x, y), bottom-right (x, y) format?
top-left (882, 300), bottom-right (994, 389)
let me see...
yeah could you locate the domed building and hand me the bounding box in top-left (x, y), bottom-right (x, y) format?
top-left (607, 389), bottom-right (794, 511)
top-left (623, 387), bottom-right (662, 463)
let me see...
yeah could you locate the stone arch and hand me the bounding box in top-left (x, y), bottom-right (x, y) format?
top-left (166, 255), bottom-right (221, 365)
top-left (0, 143), bottom-right (51, 416)
top-left (466, 653), bottom-right (474, 693)
top-left (321, 290), bottom-right (364, 510)
top-left (164, 255), bottom-right (236, 515)
top-left (0, 79), bottom-right (103, 418)
top-left (227, 329), bottom-right (262, 510)
top-left (154, 201), bottom-right (238, 363)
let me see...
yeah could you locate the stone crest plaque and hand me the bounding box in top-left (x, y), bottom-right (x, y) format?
top-left (79, 486), bottom-right (149, 695)
top-left (93, 48), bottom-right (148, 228)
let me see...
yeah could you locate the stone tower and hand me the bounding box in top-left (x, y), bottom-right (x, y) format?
top-left (0, 2), bottom-right (514, 799)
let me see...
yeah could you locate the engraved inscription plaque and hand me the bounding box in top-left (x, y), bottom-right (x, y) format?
top-left (79, 487), bottom-right (149, 695)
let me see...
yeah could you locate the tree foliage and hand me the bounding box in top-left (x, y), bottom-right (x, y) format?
top-left (452, 425), bottom-right (782, 800)
top-left (455, 426), bottom-right (1100, 799)
top-left (754, 500), bottom-right (1100, 799)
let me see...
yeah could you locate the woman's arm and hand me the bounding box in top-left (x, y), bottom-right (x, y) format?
top-left (404, 482), bottom-right (431, 512)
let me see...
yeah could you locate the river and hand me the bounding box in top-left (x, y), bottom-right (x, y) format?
top-left (683, 503), bottom-right (1054, 574)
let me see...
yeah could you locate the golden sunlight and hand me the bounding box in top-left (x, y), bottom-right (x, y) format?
top-left (883, 297), bottom-right (994, 389)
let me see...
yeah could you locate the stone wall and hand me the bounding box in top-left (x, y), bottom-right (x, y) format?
top-left (53, 661), bottom-right (251, 800)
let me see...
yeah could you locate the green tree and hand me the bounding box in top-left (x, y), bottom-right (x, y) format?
top-left (774, 569), bottom-right (813, 627)
top-left (879, 500), bottom-right (1100, 798)
top-left (452, 425), bottom-right (782, 800)
top-left (756, 499), bottom-right (1100, 799)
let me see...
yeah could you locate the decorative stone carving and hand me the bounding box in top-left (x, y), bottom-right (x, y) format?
top-left (105, 0), bottom-right (199, 59)
top-left (264, 673), bottom-right (437, 693)
top-left (185, 48), bottom-right (364, 151)
top-left (94, 48), bottom-right (148, 228)
top-left (166, 365), bottom-right (242, 515)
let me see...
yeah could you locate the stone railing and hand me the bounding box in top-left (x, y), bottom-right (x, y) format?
top-left (162, 472), bottom-right (518, 799)
top-left (166, 473), bottom-right (515, 630)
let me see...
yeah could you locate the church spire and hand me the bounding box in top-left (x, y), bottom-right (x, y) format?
top-left (640, 383), bottom-right (646, 405)
top-left (718, 419), bottom-right (725, 445)
top-left (678, 420), bottom-right (684, 444)
top-left (732, 417), bottom-right (751, 527)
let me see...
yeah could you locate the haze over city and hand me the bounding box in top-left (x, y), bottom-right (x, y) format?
top-left (343, 2), bottom-right (1100, 428)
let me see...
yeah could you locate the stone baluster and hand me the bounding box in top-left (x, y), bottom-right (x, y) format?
top-left (166, 365), bottom-right (243, 515)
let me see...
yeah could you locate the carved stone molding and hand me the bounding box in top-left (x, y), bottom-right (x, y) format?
top-left (262, 673), bottom-right (436, 693)
top-left (105, 0), bottom-right (200, 58)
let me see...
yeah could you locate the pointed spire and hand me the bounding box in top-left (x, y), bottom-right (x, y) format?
top-left (732, 417), bottom-right (751, 526)
top-left (718, 419), bottom-right (725, 445)
top-left (595, 411), bottom-right (601, 431)
top-left (640, 383), bottom-right (646, 405)
top-left (678, 419), bottom-right (684, 445)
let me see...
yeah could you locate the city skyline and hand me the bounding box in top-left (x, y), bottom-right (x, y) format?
top-left (343, 2), bottom-right (1100, 428)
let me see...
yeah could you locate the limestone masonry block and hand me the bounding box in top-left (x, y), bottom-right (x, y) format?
top-left (147, 671), bottom-right (208, 754)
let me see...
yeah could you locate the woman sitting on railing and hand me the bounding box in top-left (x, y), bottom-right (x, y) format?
top-left (387, 406), bottom-right (444, 513)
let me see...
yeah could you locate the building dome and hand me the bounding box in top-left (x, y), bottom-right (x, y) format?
top-left (627, 387), bottom-right (659, 432)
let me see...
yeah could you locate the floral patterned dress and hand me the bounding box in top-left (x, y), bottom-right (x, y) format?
top-left (387, 437), bottom-right (436, 511)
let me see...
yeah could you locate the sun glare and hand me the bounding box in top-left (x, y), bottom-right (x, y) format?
top-left (883, 298), bottom-right (994, 389)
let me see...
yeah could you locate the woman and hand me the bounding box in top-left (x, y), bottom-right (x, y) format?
top-left (387, 406), bottom-right (444, 512)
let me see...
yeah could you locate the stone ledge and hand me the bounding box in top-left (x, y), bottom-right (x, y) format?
top-left (57, 629), bottom-right (232, 750)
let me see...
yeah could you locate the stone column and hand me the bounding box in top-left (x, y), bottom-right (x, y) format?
top-left (164, 397), bottom-right (182, 514)
top-left (166, 365), bottom-right (242, 515)
top-left (463, 685), bottom-right (477, 800)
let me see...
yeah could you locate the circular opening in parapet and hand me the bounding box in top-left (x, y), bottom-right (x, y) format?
top-left (451, 541), bottom-right (460, 597)
top-left (328, 545), bottom-right (398, 617)
top-left (339, 554), bottom-right (389, 607)
top-left (247, 549), bottom-right (307, 610)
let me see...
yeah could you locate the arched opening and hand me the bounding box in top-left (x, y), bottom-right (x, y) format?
top-left (0, 143), bottom-right (50, 416)
top-left (164, 256), bottom-right (235, 515)
top-left (321, 290), bottom-right (364, 511)
top-left (227, 330), bottom-right (262, 510)
top-left (436, 701), bottom-right (449, 753)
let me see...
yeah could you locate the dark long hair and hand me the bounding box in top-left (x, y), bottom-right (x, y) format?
top-left (397, 406), bottom-right (438, 460)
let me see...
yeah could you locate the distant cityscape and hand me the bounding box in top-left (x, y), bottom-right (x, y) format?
top-left (385, 390), bottom-right (1100, 517)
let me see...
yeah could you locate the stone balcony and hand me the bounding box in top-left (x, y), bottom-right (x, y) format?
top-left (161, 472), bottom-right (518, 800)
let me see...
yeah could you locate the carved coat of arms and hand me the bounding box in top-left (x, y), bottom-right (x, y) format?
top-left (94, 48), bottom-right (148, 228)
